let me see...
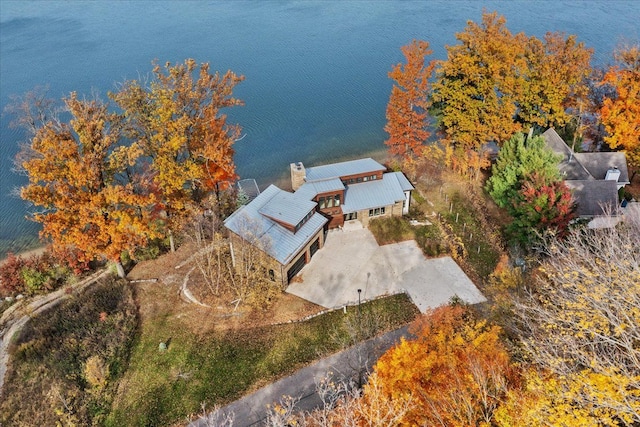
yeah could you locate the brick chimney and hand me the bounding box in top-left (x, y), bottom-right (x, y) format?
top-left (290, 162), bottom-right (306, 191)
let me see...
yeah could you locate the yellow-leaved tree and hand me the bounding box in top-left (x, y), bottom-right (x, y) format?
top-left (509, 212), bottom-right (640, 425)
top-left (112, 59), bottom-right (244, 251)
top-left (431, 11), bottom-right (592, 179)
top-left (371, 305), bottom-right (519, 426)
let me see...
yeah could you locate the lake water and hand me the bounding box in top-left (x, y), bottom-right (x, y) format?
top-left (1, 0), bottom-right (639, 256)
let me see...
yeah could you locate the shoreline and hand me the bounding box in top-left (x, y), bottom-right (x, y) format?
top-left (0, 245), bottom-right (48, 267)
top-left (1, 148), bottom-right (391, 265)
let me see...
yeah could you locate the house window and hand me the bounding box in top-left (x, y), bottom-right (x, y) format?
top-left (357, 177), bottom-right (362, 183)
top-left (334, 194), bottom-right (340, 206)
top-left (372, 175), bottom-right (377, 180)
top-left (345, 212), bottom-right (357, 221)
top-left (319, 197), bottom-right (326, 209)
top-left (268, 269), bottom-right (275, 281)
top-left (368, 207), bottom-right (386, 217)
top-left (363, 176), bottom-right (368, 182)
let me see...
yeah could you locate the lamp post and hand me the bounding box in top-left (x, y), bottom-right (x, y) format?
top-left (357, 288), bottom-right (363, 387)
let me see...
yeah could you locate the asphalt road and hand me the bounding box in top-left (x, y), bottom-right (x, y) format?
top-left (189, 325), bottom-right (411, 427)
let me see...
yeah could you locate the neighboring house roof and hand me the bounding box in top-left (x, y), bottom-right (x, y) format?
top-left (542, 128), bottom-right (629, 218)
top-left (542, 128), bottom-right (630, 183)
top-left (565, 180), bottom-right (619, 217)
top-left (295, 177), bottom-right (345, 200)
top-left (224, 185), bottom-right (327, 265)
top-left (542, 128), bottom-right (593, 180)
top-left (305, 158), bottom-right (386, 181)
top-left (341, 172), bottom-right (413, 214)
top-left (542, 128), bottom-right (575, 159)
top-left (573, 152), bottom-right (630, 184)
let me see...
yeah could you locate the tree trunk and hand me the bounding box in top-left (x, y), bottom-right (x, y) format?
top-left (115, 261), bottom-right (126, 279)
top-left (169, 230), bottom-right (176, 253)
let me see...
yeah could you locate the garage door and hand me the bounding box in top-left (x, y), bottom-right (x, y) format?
top-left (310, 238), bottom-right (320, 258)
top-left (287, 254), bottom-right (307, 283)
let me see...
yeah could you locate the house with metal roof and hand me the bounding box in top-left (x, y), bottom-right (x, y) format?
top-left (224, 185), bottom-right (328, 286)
top-left (542, 128), bottom-right (630, 220)
top-left (224, 158), bottom-right (414, 285)
top-left (291, 158), bottom-right (413, 229)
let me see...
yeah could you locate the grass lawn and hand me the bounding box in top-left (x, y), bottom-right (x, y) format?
top-left (106, 293), bottom-right (418, 426)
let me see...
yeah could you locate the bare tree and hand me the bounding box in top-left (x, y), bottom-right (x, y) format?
top-left (189, 403), bottom-right (234, 427)
top-left (227, 214), bottom-right (280, 309)
top-left (328, 303), bottom-right (391, 387)
top-left (263, 373), bottom-right (414, 427)
top-left (184, 210), bottom-right (229, 296)
top-left (516, 211), bottom-right (640, 424)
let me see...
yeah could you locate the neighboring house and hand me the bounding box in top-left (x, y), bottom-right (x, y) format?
top-left (224, 158), bottom-right (414, 285)
top-left (542, 128), bottom-right (630, 222)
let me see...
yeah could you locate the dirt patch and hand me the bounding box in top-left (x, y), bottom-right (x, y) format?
top-left (127, 244), bottom-right (322, 336)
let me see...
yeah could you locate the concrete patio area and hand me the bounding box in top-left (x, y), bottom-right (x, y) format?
top-left (286, 224), bottom-right (486, 313)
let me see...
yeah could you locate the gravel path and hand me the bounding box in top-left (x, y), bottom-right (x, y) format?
top-left (0, 269), bottom-right (109, 398)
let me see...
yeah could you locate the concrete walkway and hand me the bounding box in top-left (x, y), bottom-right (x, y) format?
top-left (287, 227), bottom-right (486, 312)
top-left (189, 326), bottom-right (411, 427)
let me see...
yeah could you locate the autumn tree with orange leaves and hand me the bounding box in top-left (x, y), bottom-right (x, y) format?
top-left (17, 93), bottom-right (160, 278)
top-left (112, 59), bottom-right (244, 251)
top-left (372, 305), bottom-right (519, 426)
top-left (599, 44), bottom-right (640, 173)
top-left (256, 305), bottom-right (518, 427)
top-left (384, 40), bottom-right (435, 161)
top-left (14, 60), bottom-right (243, 274)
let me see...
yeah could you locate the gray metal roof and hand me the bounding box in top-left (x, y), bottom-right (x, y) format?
top-left (341, 172), bottom-right (411, 214)
top-left (566, 180), bottom-right (619, 217)
top-left (224, 185), bottom-right (327, 265)
top-left (259, 189), bottom-right (317, 227)
top-left (295, 178), bottom-right (345, 200)
top-left (305, 158), bottom-right (386, 182)
top-left (390, 171), bottom-right (414, 192)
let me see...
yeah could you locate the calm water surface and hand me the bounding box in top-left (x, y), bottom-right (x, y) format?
top-left (1, 0), bottom-right (639, 256)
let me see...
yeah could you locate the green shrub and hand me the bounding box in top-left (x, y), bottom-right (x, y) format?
top-left (414, 225), bottom-right (444, 257)
top-left (369, 217), bottom-right (414, 245)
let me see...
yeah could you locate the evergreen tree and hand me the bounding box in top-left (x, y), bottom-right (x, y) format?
top-left (485, 132), bottom-right (561, 208)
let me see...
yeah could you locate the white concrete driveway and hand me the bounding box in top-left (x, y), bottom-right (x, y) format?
top-left (286, 226), bottom-right (486, 313)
